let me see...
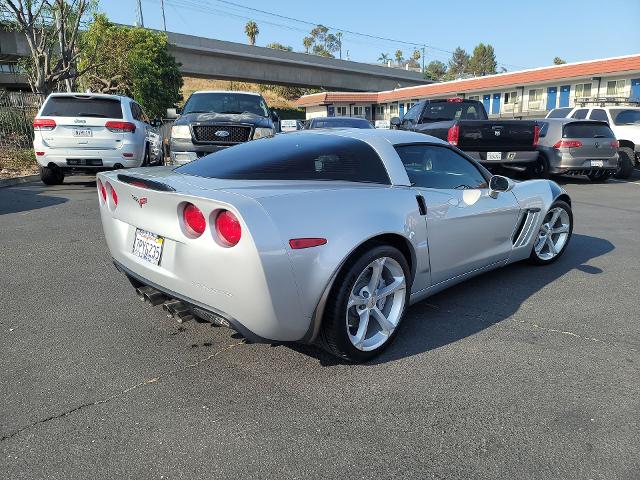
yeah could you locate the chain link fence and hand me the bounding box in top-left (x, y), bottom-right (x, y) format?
top-left (0, 90), bottom-right (44, 175)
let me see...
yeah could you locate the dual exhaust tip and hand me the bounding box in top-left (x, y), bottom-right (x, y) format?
top-left (135, 286), bottom-right (193, 323)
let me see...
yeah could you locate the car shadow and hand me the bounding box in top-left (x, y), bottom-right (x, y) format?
top-left (291, 233), bottom-right (614, 366)
top-left (0, 184), bottom-right (69, 215)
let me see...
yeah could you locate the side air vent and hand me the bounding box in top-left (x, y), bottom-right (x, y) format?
top-left (512, 208), bottom-right (541, 247)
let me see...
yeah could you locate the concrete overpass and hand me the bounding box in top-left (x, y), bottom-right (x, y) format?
top-left (0, 26), bottom-right (429, 91)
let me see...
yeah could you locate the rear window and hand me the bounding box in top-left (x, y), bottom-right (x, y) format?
top-left (41, 96), bottom-right (123, 118)
top-left (547, 108), bottom-right (572, 119)
top-left (176, 133), bottom-right (390, 184)
top-left (420, 101), bottom-right (484, 122)
top-left (562, 122), bottom-right (614, 139)
top-left (611, 109), bottom-right (640, 125)
top-left (310, 118), bottom-right (373, 129)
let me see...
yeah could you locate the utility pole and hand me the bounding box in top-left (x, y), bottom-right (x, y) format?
top-left (337, 32), bottom-right (343, 60)
top-left (135, 0), bottom-right (144, 27)
top-left (421, 46), bottom-right (426, 73)
top-left (160, 0), bottom-right (167, 31)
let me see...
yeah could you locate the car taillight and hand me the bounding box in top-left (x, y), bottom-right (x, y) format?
top-left (553, 140), bottom-right (582, 149)
top-left (533, 124), bottom-right (540, 146)
top-left (97, 179), bottom-right (107, 201)
top-left (447, 125), bottom-right (459, 146)
top-left (105, 121), bottom-right (136, 133)
top-left (611, 140), bottom-right (620, 148)
top-left (289, 238), bottom-right (327, 249)
top-left (446, 97), bottom-right (464, 102)
top-left (183, 203), bottom-right (206, 237)
top-left (215, 210), bottom-right (241, 247)
top-left (33, 118), bottom-right (56, 131)
top-left (110, 184), bottom-right (118, 206)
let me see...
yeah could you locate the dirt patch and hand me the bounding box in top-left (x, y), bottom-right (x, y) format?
top-left (0, 150), bottom-right (39, 179)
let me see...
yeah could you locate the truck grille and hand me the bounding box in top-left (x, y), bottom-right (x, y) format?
top-left (192, 125), bottom-right (252, 143)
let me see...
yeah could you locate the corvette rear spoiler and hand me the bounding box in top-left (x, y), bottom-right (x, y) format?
top-left (117, 174), bottom-right (175, 192)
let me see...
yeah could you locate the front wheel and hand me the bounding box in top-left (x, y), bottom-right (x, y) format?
top-left (529, 200), bottom-right (573, 265)
top-left (527, 154), bottom-right (550, 179)
top-left (319, 245), bottom-right (410, 362)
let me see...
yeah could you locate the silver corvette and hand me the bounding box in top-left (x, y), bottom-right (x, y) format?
top-left (96, 129), bottom-right (573, 362)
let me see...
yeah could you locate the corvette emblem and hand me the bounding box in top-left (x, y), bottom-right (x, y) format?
top-left (132, 195), bottom-right (147, 207)
top-left (494, 130), bottom-right (501, 136)
top-left (215, 130), bottom-right (230, 137)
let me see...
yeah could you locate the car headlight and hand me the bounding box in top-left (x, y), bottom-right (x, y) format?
top-left (171, 125), bottom-right (191, 139)
top-left (253, 127), bottom-right (274, 140)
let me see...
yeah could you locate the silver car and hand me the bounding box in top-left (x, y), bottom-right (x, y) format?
top-left (97, 129), bottom-right (573, 362)
top-left (536, 119), bottom-right (619, 182)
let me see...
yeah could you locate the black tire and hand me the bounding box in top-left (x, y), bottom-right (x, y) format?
top-left (141, 144), bottom-right (150, 167)
top-left (615, 147), bottom-right (635, 179)
top-left (527, 153), bottom-right (550, 179)
top-left (318, 244), bottom-right (411, 362)
top-left (587, 171), bottom-right (612, 182)
top-left (528, 200), bottom-right (573, 265)
top-left (40, 165), bottom-right (64, 185)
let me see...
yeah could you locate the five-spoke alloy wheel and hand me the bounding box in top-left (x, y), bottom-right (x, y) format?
top-left (529, 200), bottom-right (573, 265)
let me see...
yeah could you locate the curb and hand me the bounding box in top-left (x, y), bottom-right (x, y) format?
top-left (0, 175), bottom-right (40, 189)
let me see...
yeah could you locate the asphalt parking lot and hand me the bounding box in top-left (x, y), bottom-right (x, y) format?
top-left (1, 172), bottom-right (639, 479)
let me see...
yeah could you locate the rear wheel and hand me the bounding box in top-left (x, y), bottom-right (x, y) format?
top-left (614, 147), bottom-right (635, 179)
top-left (529, 200), bottom-right (573, 265)
top-left (319, 245), bottom-right (410, 362)
top-left (587, 171), bottom-right (611, 182)
top-left (40, 165), bottom-right (64, 185)
top-left (141, 144), bottom-right (150, 166)
top-left (527, 154), bottom-right (550, 179)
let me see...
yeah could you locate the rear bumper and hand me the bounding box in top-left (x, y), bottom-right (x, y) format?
top-left (469, 150), bottom-right (539, 164)
top-left (34, 149), bottom-right (143, 169)
top-left (545, 150), bottom-right (619, 174)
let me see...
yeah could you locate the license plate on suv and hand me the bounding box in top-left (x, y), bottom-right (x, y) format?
top-left (73, 128), bottom-right (92, 137)
top-left (132, 229), bottom-right (164, 265)
top-left (487, 152), bottom-right (502, 161)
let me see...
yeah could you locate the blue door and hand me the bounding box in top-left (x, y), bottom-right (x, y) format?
top-left (546, 87), bottom-right (558, 110)
top-left (631, 79), bottom-right (640, 101)
top-left (399, 103), bottom-right (405, 117)
top-left (491, 93), bottom-right (500, 114)
top-left (483, 94), bottom-right (491, 112)
top-left (327, 106), bottom-right (335, 117)
top-left (559, 85), bottom-right (570, 107)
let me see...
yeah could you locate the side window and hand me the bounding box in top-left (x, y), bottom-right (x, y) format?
top-left (395, 145), bottom-right (488, 190)
top-left (571, 109), bottom-right (588, 119)
top-left (402, 103), bottom-right (422, 123)
top-left (589, 109), bottom-right (609, 123)
top-left (130, 102), bottom-right (141, 121)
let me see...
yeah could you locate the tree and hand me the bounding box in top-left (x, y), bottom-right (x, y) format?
top-left (406, 49), bottom-right (421, 69)
top-left (79, 15), bottom-right (182, 118)
top-left (302, 36), bottom-right (313, 54)
top-left (468, 43), bottom-right (497, 76)
top-left (447, 46), bottom-right (469, 79)
top-left (378, 52), bottom-right (390, 65)
top-left (244, 20), bottom-right (259, 46)
top-left (424, 60), bottom-right (447, 81)
top-left (266, 42), bottom-right (293, 52)
top-left (394, 49), bottom-right (404, 66)
top-left (553, 56), bottom-right (566, 65)
top-left (0, 0), bottom-right (97, 94)
top-left (307, 24), bottom-right (339, 58)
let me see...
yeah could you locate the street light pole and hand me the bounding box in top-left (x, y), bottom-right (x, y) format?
top-left (421, 46), bottom-right (425, 73)
top-left (135, 0), bottom-right (144, 27)
top-left (160, 0), bottom-right (167, 31)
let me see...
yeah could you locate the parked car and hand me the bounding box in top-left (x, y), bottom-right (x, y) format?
top-left (546, 104), bottom-right (640, 178)
top-left (166, 90), bottom-right (279, 165)
top-left (33, 93), bottom-right (163, 185)
top-left (305, 116), bottom-right (374, 129)
top-left (96, 129), bottom-right (573, 362)
top-left (391, 98), bottom-right (543, 177)
top-left (535, 119), bottom-right (619, 182)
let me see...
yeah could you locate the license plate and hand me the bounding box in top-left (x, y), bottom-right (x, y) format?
top-left (591, 160), bottom-right (604, 167)
top-left (487, 152), bottom-right (502, 161)
top-left (132, 229), bottom-right (164, 266)
top-left (73, 128), bottom-right (92, 137)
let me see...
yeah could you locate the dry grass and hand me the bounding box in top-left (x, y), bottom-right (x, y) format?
top-left (0, 149), bottom-right (38, 179)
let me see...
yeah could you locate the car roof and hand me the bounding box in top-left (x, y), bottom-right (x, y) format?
top-left (290, 127), bottom-right (448, 146)
top-left (540, 118), bottom-right (608, 124)
top-left (47, 92), bottom-right (130, 102)
top-left (312, 116), bottom-right (369, 121)
top-left (191, 90), bottom-right (261, 96)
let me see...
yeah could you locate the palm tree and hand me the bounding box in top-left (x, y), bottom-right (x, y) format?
top-left (244, 21), bottom-right (259, 46)
top-left (303, 36), bottom-right (313, 54)
top-left (395, 49), bottom-right (404, 66)
top-left (378, 52), bottom-right (390, 65)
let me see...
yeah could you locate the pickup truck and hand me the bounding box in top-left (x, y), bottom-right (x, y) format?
top-left (391, 98), bottom-right (543, 176)
top-left (166, 90), bottom-right (280, 165)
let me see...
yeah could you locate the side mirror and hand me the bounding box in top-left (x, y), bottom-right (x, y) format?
top-left (390, 116), bottom-right (401, 127)
top-left (489, 175), bottom-right (515, 198)
top-left (166, 108), bottom-right (180, 119)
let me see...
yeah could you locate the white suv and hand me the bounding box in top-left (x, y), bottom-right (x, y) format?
top-left (546, 105), bottom-right (640, 179)
top-left (33, 93), bottom-right (163, 185)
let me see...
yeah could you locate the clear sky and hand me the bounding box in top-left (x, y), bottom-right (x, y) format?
top-left (100, 0), bottom-right (640, 70)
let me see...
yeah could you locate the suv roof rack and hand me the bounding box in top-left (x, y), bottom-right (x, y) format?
top-left (574, 96), bottom-right (640, 107)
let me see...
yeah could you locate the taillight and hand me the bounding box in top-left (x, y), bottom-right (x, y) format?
top-left (611, 140), bottom-right (620, 148)
top-left (35, 151), bottom-right (45, 156)
top-left (553, 140), bottom-right (582, 149)
top-left (105, 121), bottom-right (136, 133)
top-left (289, 238), bottom-right (327, 249)
top-left (215, 210), bottom-right (241, 247)
top-left (33, 118), bottom-right (56, 131)
top-left (533, 124), bottom-right (540, 146)
top-left (447, 125), bottom-right (459, 146)
top-left (446, 97), bottom-right (464, 102)
top-left (97, 179), bottom-right (107, 201)
top-left (110, 184), bottom-right (118, 206)
top-left (183, 203), bottom-right (206, 237)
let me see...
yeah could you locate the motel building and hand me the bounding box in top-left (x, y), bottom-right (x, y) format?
top-left (296, 54), bottom-right (640, 123)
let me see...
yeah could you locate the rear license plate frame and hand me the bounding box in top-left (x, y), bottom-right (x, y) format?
top-left (73, 128), bottom-right (92, 137)
top-left (132, 228), bottom-right (164, 266)
top-left (487, 152), bottom-right (502, 161)
top-left (590, 160), bottom-right (604, 168)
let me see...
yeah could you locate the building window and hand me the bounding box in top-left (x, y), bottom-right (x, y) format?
top-left (353, 106), bottom-right (363, 116)
top-left (528, 88), bottom-right (543, 109)
top-left (467, 95), bottom-right (480, 101)
top-left (504, 91), bottom-right (518, 104)
top-left (606, 80), bottom-right (625, 96)
top-left (376, 105), bottom-right (385, 116)
top-left (336, 106), bottom-right (347, 116)
top-left (389, 103), bottom-right (398, 115)
top-left (574, 83), bottom-right (591, 99)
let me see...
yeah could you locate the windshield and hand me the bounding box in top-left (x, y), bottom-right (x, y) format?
top-left (611, 109), bottom-right (640, 125)
top-left (420, 101), bottom-right (484, 122)
top-left (41, 96), bottom-right (123, 118)
top-left (182, 93), bottom-right (269, 117)
top-left (310, 118), bottom-right (373, 129)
